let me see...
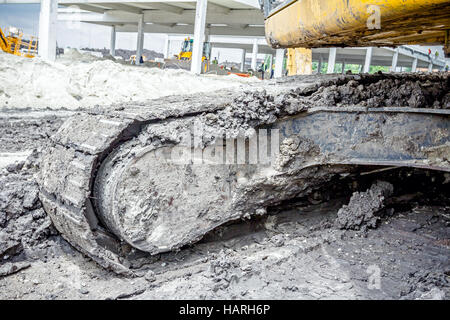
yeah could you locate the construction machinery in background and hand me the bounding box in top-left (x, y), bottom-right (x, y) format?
top-left (0, 26), bottom-right (38, 58)
top-left (38, 0), bottom-right (450, 274)
top-left (165, 37), bottom-right (211, 73)
top-left (176, 37), bottom-right (196, 61)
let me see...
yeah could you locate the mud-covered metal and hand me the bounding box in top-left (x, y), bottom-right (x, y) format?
top-left (259, 0), bottom-right (289, 17)
top-left (38, 74), bottom-right (450, 274)
top-left (263, 0), bottom-right (450, 49)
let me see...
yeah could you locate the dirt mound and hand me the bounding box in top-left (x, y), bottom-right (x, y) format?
top-left (0, 116), bottom-right (63, 152)
top-left (335, 181), bottom-right (394, 231)
top-left (274, 72), bottom-right (450, 109)
top-left (0, 50), bottom-right (253, 110)
top-left (0, 150), bottom-right (58, 268)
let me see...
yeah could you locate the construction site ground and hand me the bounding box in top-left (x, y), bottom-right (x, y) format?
top-left (0, 108), bottom-right (448, 300)
top-left (0, 52), bottom-right (448, 300)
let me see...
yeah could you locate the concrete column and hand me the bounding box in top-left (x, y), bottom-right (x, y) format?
top-left (391, 48), bottom-right (399, 72)
top-left (317, 55), bottom-right (323, 74)
top-left (251, 38), bottom-right (258, 71)
top-left (428, 62), bottom-right (433, 72)
top-left (163, 34), bottom-right (170, 59)
top-left (136, 14), bottom-right (144, 65)
top-left (38, 0), bottom-right (58, 62)
top-left (110, 25), bottom-right (116, 57)
top-left (327, 48), bottom-right (337, 74)
top-left (363, 47), bottom-right (373, 73)
top-left (269, 54), bottom-right (273, 72)
top-left (341, 60), bottom-right (346, 74)
top-left (204, 26), bottom-right (211, 42)
top-left (411, 57), bottom-right (418, 72)
top-left (287, 48), bottom-right (312, 75)
top-left (240, 49), bottom-right (246, 72)
top-left (191, 0), bottom-right (208, 74)
top-left (274, 48), bottom-right (285, 78)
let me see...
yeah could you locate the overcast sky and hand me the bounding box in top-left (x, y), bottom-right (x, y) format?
top-left (1, 3), bottom-right (448, 65)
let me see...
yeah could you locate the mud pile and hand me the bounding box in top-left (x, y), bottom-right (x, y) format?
top-left (335, 181), bottom-right (394, 231)
top-left (0, 150), bottom-right (58, 275)
top-left (0, 50), bottom-right (255, 110)
top-left (0, 116), bottom-right (63, 152)
top-left (80, 48), bottom-right (164, 62)
top-left (311, 73), bottom-right (450, 109)
top-left (202, 72), bottom-right (449, 138)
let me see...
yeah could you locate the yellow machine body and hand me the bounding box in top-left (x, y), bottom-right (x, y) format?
top-left (264, 0), bottom-right (450, 55)
top-left (176, 38), bottom-right (208, 62)
top-left (175, 37), bottom-right (211, 73)
top-left (0, 27), bottom-right (38, 58)
top-left (179, 51), bottom-right (193, 60)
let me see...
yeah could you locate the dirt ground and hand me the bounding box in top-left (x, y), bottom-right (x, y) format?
top-left (0, 108), bottom-right (448, 300)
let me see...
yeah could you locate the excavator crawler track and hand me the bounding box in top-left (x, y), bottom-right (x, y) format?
top-left (38, 73), bottom-right (450, 274)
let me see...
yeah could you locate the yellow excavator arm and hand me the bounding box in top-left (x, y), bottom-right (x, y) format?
top-left (0, 27), bottom-right (10, 53)
top-left (262, 0), bottom-right (450, 56)
top-left (0, 26), bottom-right (38, 58)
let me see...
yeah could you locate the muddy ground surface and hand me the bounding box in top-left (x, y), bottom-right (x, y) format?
top-left (0, 109), bottom-right (69, 152)
top-left (0, 107), bottom-right (448, 299)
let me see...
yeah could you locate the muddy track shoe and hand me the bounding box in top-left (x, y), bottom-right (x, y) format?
top-left (38, 73), bottom-right (450, 274)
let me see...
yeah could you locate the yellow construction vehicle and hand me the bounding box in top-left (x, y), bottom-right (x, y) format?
top-left (174, 37), bottom-right (212, 73)
top-left (262, 0), bottom-right (450, 51)
top-left (0, 26), bottom-right (38, 58)
top-left (260, 0), bottom-right (450, 74)
top-left (176, 37), bottom-right (195, 61)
